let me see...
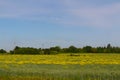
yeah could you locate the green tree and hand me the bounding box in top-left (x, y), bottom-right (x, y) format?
top-left (44, 49), bottom-right (50, 55)
top-left (83, 46), bottom-right (92, 53)
top-left (0, 49), bottom-right (7, 53)
top-left (50, 46), bottom-right (61, 53)
top-left (68, 45), bottom-right (78, 53)
top-left (13, 47), bottom-right (39, 54)
top-left (106, 44), bottom-right (112, 53)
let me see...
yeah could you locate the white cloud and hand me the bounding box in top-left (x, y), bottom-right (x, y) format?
top-left (0, 0), bottom-right (120, 28)
top-left (0, 0), bottom-right (52, 19)
top-left (61, 0), bottom-right (120, 28)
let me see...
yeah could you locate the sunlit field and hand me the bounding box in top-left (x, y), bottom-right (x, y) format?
top-left (0, 53), bottom-right (120, 80)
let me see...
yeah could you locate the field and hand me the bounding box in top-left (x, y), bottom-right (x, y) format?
top-left (0, 53), bottom-right (120, 80)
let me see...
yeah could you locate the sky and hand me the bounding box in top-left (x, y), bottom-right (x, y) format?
top-left (0, 0), bottom-right (120, 50)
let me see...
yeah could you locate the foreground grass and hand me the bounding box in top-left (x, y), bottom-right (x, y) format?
top-left (0, 64), bottom-right (120, 80)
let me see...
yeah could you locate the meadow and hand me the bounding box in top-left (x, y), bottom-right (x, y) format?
top-left (0, 53), bottom-right (120, 80)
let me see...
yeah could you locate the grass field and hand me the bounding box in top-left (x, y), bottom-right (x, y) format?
top-left (0, 53), bottom-right (120, 80)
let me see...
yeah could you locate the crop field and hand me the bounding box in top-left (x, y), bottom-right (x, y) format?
top-left (0, 53), bottom-right (120, 80)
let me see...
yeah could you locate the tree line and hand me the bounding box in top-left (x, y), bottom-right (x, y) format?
top-left (1, 44), bottom-right (120, 54)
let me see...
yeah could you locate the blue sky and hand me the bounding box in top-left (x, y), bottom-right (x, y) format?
top-left (0, 0), bottom-right (120, 50)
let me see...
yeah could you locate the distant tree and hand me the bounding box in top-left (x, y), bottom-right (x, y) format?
top-left (50, 46), bottom-right (61, 53)
top-left (13, 46), bottom-right (21, 54)
top-left (77, 48), bottom-right (83, 53)
top-left (91, 48), bottom-right (97, 53)
top-left (13, 47), bottom-right (39, 54)
top-left (44, 49), bottom-right (50, 55)
top-left (7, 44), bottom-right (120, 54)
top-left (96, 47), bottom-right (104, 53)
top-left (14, 46), bottom-right (20, 50)
top-left (62, 48), bottom-right (68, 53)
top-left (83, 46), bottom-right (92, 53)
top-left (68, 45), bottom-right (78, 53)
top-left (10, 50), bottom-right (14, 54)
top-left (38, 48), bottom-right (44, 54)
top-left (106, 44), bottom-right (112, 53)
top-left (0, 49), bottom-right (7, 53)
top-left (113, 47), bottom-right (120, 53)
top-left (107, 44), bottom-right (112, 49)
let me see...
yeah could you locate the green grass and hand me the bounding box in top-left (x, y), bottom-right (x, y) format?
top-left (0, 64), bottom-right (120, 80)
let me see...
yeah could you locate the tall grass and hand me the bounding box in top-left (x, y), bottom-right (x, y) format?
top-left (0, 64), bottom-right (120, 80)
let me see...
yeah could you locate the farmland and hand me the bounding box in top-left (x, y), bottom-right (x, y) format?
top-left (0, 54), bottom-right (120, 80)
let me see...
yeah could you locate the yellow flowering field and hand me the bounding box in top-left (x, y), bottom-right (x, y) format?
top-left (0, 54), bottom-right (120, 65)
top-left (0, 54), bottom-right (120, 80)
